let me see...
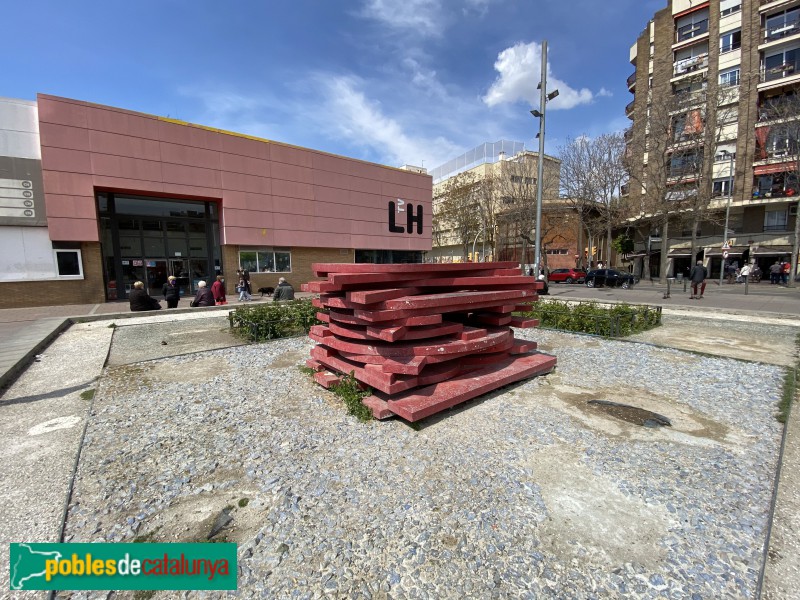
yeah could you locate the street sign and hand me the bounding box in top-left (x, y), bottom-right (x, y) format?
top-left (723, 251), bottom-right (729, 259)
top-left (722, 241), bottom-right (731, 250)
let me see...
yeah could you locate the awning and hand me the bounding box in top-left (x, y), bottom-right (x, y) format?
top-left (668, 249), bottom-right (693, 257)
top-left (706, 246), bottom-right (748, 256)
top-left (752, 245), bottom-right (793, 256)
top-left (754, 162), bottom-right (798, 176)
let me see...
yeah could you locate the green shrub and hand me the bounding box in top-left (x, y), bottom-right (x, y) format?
top-left (230, 299), bottom-right (324, 342)
top-left (329, 372), bottom-right (373, 422)
top-left (522, 300), bottom-right (661, 338)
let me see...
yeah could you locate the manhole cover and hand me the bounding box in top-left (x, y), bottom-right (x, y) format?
top-left (587, 400), bottom-right (671, 428)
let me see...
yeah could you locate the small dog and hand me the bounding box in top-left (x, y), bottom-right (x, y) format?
top-left (258, 286), bottom-right (275, 297)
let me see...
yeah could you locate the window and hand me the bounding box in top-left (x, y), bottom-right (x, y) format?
top-left (765, 48), bottom-right (799, 81)
top-left (712, 179), bottom-right (734, 197)
top-left (545, 249), bottom-right (568, 255)
top-left (719, 67), bottom-right (740, 87)
top-left (720, 0), bottom-right (741, 17)
top-left (676, 9), bottom-right (709, 42)
top-left (510, 175), bottom-right (535, 185)
top-left (720, 29), bottom-right (741, 53)
top-left (239, 248), bottom-right (292, 272)
top-left (765, 209), bottom-right (788, 231)
top-left (766, 7), bottom-right (800, 42)
top-left (54, 249), bottom-right (83, 278)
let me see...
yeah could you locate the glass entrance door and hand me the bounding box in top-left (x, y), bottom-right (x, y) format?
top-left (145, 260), bottom-right (168, 297)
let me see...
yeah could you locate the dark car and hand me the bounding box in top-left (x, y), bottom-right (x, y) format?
top-left (585, 269), bottom-right (636, 289)
top-left (548, 268), bottom-right (587, 284)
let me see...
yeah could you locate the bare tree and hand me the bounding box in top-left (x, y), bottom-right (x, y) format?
top-left (754, 85), bottom-right (800, 287)
top-left (474, 173), bottom-right (500, 261)
top-left (623, 85), bottom-right (734, 282)
top-left (494, 152), bottom-right (560, 270)
top-left (559, 135), bottom-right (626, 268)
top-left (433, 171), bottom-right (481, 260)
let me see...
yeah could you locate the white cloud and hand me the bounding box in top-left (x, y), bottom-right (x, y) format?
top-left (597, 87), bottom-right (613, 98)
top-left (359, 0), bottom-right (443, 36)
top-left (315, 75), bottom-right (458, 167)
top-left (483, 42), bottom-right (594, 110)
top-left (402, 57), bottom-right (448, 99)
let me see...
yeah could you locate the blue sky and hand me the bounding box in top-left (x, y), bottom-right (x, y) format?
top-left (7, 0), bottom-right (665, 171)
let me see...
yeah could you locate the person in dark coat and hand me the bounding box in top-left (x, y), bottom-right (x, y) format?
top-left (273, 277), bottom-right (295, 301)
top-left (162, 275), bottom-right (181, 309)
top-left (129, 281), bottom-right (161, 312)
top-left (689, 260), bottom-right (708, 299)
top-left (191, 280), bottom-right (215, 307)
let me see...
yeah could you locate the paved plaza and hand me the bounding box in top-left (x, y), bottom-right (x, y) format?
top-left (0, 284), bottom-right (798, 598)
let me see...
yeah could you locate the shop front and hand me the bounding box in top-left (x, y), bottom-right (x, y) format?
top-left (97, 193), bottom-right (220, 300)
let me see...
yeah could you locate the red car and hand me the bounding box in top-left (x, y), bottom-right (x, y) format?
top-left (547, 268), bottom-right (587, 284)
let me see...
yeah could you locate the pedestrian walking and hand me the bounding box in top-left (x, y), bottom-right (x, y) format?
top-left (689, 260), bottom-right (707, 299)
top-left (770, 260), bottom-right (782, 285)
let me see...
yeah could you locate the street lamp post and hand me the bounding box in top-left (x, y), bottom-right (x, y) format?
top-left (530, 41), bottom-right (559, 279)
top-left (718, 151), bottom-right (735, 285)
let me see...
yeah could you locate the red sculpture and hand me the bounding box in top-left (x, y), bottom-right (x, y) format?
top-left (303, 262), bottom-right (556, 422)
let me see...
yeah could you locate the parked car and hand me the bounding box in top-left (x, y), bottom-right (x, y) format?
top-left (547, 268), bottom-right (587, 284)
top-left (585, 269), bottom-right (636, 289)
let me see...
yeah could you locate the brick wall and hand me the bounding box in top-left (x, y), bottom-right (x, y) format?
top-left (0, 242), bottom-right (105, 308)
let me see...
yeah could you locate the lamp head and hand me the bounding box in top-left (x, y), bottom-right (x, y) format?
top-left (530, 109), bottom-right (542, 118)
top-left (547, 89), bottom-right (560, 101)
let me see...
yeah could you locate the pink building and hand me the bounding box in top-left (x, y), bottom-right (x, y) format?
top-left (0, 95), bottom-right (432, 306)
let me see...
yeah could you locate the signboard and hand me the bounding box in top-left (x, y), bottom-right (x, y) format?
top-left (0, 99), bottom-right (47, 226)
top-left (723, 251), bottom-right (729, 259)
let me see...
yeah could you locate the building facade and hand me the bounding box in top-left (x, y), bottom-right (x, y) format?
top-left (625, 0), bottom-right (799, 279)
top-left (0, 95), bottom-right (432, 307)
top-left (429, 142), bottom-right (578, 270)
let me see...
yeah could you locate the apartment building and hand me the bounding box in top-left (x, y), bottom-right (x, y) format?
top-left (625, 0), bottom-right (799, 280)
top-left (429, 141), bottom-right (580, 270)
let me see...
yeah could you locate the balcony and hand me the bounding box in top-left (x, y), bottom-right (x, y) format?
top-left (754, 146), bottom-right (799, 162)
top-left (673, 54), bottom-right (709, 77)
top-left (761, 58), bottom-right (800, 82)
top-left (676, 19), bottom-right (709, 44)
top-left (761, 0), bottom-right (800, 9)
top-left (762, 18), bottom-right (800, 42)
top-left (624, 128), bottom-right (633, 142)
top-left (627, 72), bottom-right (637, 91)
top-left (626, 100), bottom-right (635, 118)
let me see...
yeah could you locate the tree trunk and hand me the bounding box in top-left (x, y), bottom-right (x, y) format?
top-left (792, 198), bottom-right (800, 288)
top-left (659, 217), bottom-right (670, 284)
top-left (690, 214), bottom-right (699, 279)
top-left (607, 221), bottom-right (613, 268)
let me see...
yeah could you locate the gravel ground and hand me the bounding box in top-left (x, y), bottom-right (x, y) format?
top-left (60, 326), bottom-right (785, 599)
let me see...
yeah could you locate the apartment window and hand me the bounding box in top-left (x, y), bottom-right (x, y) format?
top-left (238, 248), bottom-right (292, 273)
top-left (765, 49), bottom-right (799, 81)
top-left (720, 29), bottom-right (741, 53)
top-left (766, 7), bottom-right (800, 42)
top-left (510, 175), bottom-right (535, 185)
top-left (719, 67), bottom-right (740, 87)
top-left (764, 208), bottom-right (788, 231)
top-left (545, 248), bottom-right (568, 255)
top-left (712, 179), bottom-right (734, 197)
top-left (676, 10), bottom-right (709, 42)
top-left (720, 0), bottom-right (740, 17)
top-left (54, 249), bottom-right (83, 278)
top-left (714, 148), bottom-right (736, 162)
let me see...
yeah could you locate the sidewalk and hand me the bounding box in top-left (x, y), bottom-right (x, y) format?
top-left (547, 278), bottom-right (800, 318)
top-left (0, 293), bottom-right (314, 391)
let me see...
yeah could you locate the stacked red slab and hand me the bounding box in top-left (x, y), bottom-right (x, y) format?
top-left (302, 262), bottom-right (556, 422)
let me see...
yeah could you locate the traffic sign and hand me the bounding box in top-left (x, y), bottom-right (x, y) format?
top-left (723, 251), bottom-right (729, 259)
top-left (722, 241), bottom-right (731, 250)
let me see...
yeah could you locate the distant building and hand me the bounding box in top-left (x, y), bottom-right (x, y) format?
top-left (0, 95), bottom-right (432, 307)
top-left (429, 141), bottom-right (581, 270)
top-left (625, 0), bottom-right (799, 280)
